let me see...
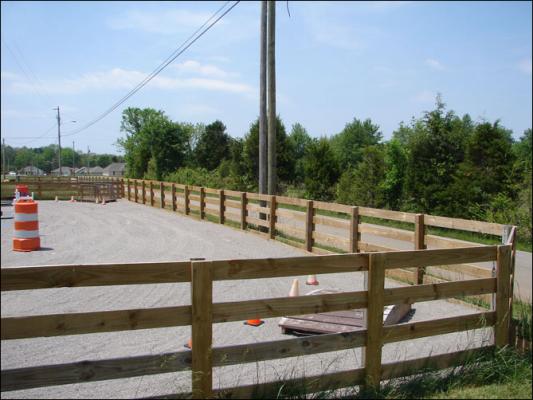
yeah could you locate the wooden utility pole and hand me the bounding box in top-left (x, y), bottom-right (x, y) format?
top-left (259, 1), bottom-right (267, 196)
top-left (267, 0), bottom-right (276, 195)
top-left (54, 106), bottom-right (62, 174)
top-left (2, 138), bottom-right (6, 179)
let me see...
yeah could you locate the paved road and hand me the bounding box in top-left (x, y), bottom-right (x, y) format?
top-left (0, 200), bottom-right (492, 398)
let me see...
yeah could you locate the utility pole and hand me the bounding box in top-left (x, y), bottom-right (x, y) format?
top-left (267, 0), bottom-right (277, 195)
top-left (259, 1), bottom-right (267, 196)
top-left (72, 141), bottom-right (75, 170)
top-left (54, 106), bottom-right (61, 175)
top-left (87, 146), bottom-right (90, 174)
top-left (2, 138), bottom-right (6, 180)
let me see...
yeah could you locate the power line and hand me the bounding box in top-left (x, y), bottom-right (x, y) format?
top-left (63, 0), bottom-right (239, 138)
top-left (4, 123), bottom-right (57, 147)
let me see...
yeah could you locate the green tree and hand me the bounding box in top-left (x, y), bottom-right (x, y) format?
top-left (193, 120), bottom-right (231, 170)
top-left (242, 116), bottom-right (294, 189)
top-left (302, 138), bottom-right (339, 201)
top-left (336, 145), bottom-right (386, 208)
top-left (330, 118), bottom-right (382, 170)
top-left (287, 123), bottom-right (312, 183)
top-left (382, 139), bottom-right (407, 210)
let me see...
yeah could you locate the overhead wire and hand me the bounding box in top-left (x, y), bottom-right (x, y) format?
top-left (62, 0), bottom-right (239, 138)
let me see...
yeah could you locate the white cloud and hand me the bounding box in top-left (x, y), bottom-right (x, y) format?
top-left (174, 60), bottom-right (231, 79)
top-left (107, 9), bottom-right (220, 35)
top-left (5, 67), bottom-right (255, 97)
top-left (518, 58), bottom-right (532, 75)
top-left (425, 58), bottom-right (445, 71)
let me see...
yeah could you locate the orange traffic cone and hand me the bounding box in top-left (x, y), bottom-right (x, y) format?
top-left (184, 338), bottom-right (192, 349)
top-left (289, 279), bottom-right (299, 297)
top-left (306, 274), bottom-right (319, 286)
top-left (70, 196), bottom-right (76, 203)
top-left (244, 317), bottom-right (264, 327)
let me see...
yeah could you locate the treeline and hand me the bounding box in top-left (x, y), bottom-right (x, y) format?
top-left (0, 144), bottom-right (123, 173)
top-left (117, 97), bottom-right (531, 242)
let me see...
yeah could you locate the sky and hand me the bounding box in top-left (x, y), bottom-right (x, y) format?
top-left (1, 0), bottom-right (532, 154)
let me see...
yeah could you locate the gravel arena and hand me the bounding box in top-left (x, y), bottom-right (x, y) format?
top-left (1, 200), bottom-right (493, 399)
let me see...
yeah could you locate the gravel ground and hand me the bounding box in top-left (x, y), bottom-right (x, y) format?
top-left (1, 200), bottom-right (492, 398)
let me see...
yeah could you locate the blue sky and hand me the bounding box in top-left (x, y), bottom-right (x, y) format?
top-left (1, 1), bottom-right (531, 154)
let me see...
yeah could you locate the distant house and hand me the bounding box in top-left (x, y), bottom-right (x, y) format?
top-left (75, 167), bottom-right (89, 175)
top-left (19, 166), bottom-right (45, 176)
top-left (90, 166), bottom-right (104, 175)
top-left (51, 167), bottom-right (75, 176)
top-left (103, 162), bottom-right (126, 177)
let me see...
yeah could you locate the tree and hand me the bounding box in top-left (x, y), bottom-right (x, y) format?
top-left (193, 120), bottom-right (231, 170)
top-left (302, 138), bottom-right (339, 201)
top-left (287, 123), bottom-right (312, 183)
top-left (242, 116), bottom-right (293, 188)
top-left (330, 118), bottom-right (382, 170)
top-left (382, 139), bottom-right (407, 210)
top-left (117, 107), bottom-right (188, 179)
top-left (336, 145), bottom-right (386, 208)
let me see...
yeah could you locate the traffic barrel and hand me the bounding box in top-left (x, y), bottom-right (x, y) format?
top-left (13, 199), bottom-right (40, 252)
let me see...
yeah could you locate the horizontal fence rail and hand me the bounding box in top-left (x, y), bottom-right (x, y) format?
top-left (1, 245), bottom-right (512, 398)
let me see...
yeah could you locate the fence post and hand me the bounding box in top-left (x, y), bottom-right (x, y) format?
top-left (134, 180), bottom-right (138, 203)
top-left (350, 206), bottom-right (359, 253)
top-left (160, 182), bottom-right (165, 209)
top-left (364, 252), bottom-right (386, 389)
top-left (200, 187), bottom-right (205, 219)
top-left (415, 214), bottom-right (426, 284)
top-left (120, 178), bottom-right (124, 198)
top-left (219, 190), bottom-right (225, 224)
top-left (149, 181), bottom-right (154, 206)
top-left (240, 192), bottom-right (247, 230)
top-left (140, 180), bottom-right (144, 204)
top-left (305, 200), bottom-right (314, 252)
top-left (127, 179), bottom-right (131, 201)
top-left (171, 183), bottom-right (177, 212)
top-left (495, 245), bottom-right (511, 348)
top-left (191, 260), bottom-right (213, 398)
top-left (269, 195), bottom-right (276, 239)
top-left (185, 186), bottom-right (190, 215)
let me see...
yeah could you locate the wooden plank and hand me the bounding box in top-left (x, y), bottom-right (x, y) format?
top-left (359, 207), bottom-right (415, 223)
top-left (160, 182), bottom-right (165, 208)
top-left (312, 231), bottom-right (349, 250)
top-left (272, 195), bottom-right (307, 207)
top-left (184, 186), bottom-right (190, 215)
top-left (313, 200), bottom-right (352, 214)
top-left (278, 236), bottom-right (306, 250)
top-left (210, 253), bottom-right (368, 281)
top-left (426, 263), bottom-right (492, 280)
top-left (275, 207), bottom-right (306, 221)
top-left (150, 181), bottom-right (154, 206)
top-left (276, 222), bottom-right (306, 239)
top-left (313, 214), bottom-right (349, 230)
top-left (1, 262), bottom-right (192, 291)
top-left (171, 183), bottom-right (177, 211)
top-left (212, 329), bottom-right (366, 367)
top-left (1, 305), bottom-right (192, 340)
top-left (127, 179), bottom-right (130, 201)
top-left (382, 311), bottom-right (495, 344)
top-left (424, 214), bottom-right (504, 236)
top-left (358, 242), bottom-right (397, 253)
top-left (134, 180), bottom-right (138, 203)
top-left (219, 190), bottom-right (225, 224)
top-left (365, 252), bottom-right (386, 388)
top-left (269, 195), bottom-right (276, 239)
top-left (204, 187), bottom-right (219, 195)
top-left (224, 211), bottom-right (241, 222)
top-left (382, 246), bottom-right (497, 269)
top-left (0, 350), bottom-right (192, 392)
top-left (191, 261), bottom-right (213, 398)
top-left (189, 194), bottom-right (201, 202)
top-left (415, 214), bottom-right (426, 284)
top-left (212, 290), bottom-right (367, 323)
top-left (224, 199), bottom-right (241, 209)
top-left (246, 216), bottom-right (270, 228)
top-left (245, 192), bottom-right (271, 201)
top-left (495, 245), bottom-right (511, 347)
top-left (199, 187), bottom-right (205, 219)
top-left (311, 246), bottom-right (338, 255)
top-left (359, 223), bottom-right (414, 242)
top-left (223, 189), bottom-right (243, 197)
top-left (381, 346), bottom-right (494, 380)
top-left (240, 192), bottom-right (247, 230)
top-left (305, 200), bottom-right (314, 252)
top-left (350, 206), bottom-right (359, 253)
top-left (384, 278), bottom-right (496, 305)
top-left (141, 180), bottom-right (146, 204)
top-left (246, 203), bottom-right (270, 215)
top-left (425, 235), bottom-right (481, 249)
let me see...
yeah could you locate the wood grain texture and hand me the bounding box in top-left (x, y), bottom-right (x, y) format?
top-left (359, 223), bottom-right (414, 242)
top-left (495, 245), bottom-right (511, 347)
top-left (424, 214), bottom-right (504, 236)
top-left (313, 214), bottom-right (350, 230)
top-left (359, 207), bottom-right (415, 223)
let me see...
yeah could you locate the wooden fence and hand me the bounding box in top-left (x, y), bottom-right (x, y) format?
top-left (120, 178), bottom-right (515, 302)
top-left (0, 245), bottom-right (512, 398)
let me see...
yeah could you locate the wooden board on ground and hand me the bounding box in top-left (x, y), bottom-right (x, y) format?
top-left (278, 289), bottom-right (411, 335)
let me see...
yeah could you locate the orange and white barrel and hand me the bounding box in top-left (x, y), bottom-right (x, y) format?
top-left (13, 199), bottom-right (40, 252)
